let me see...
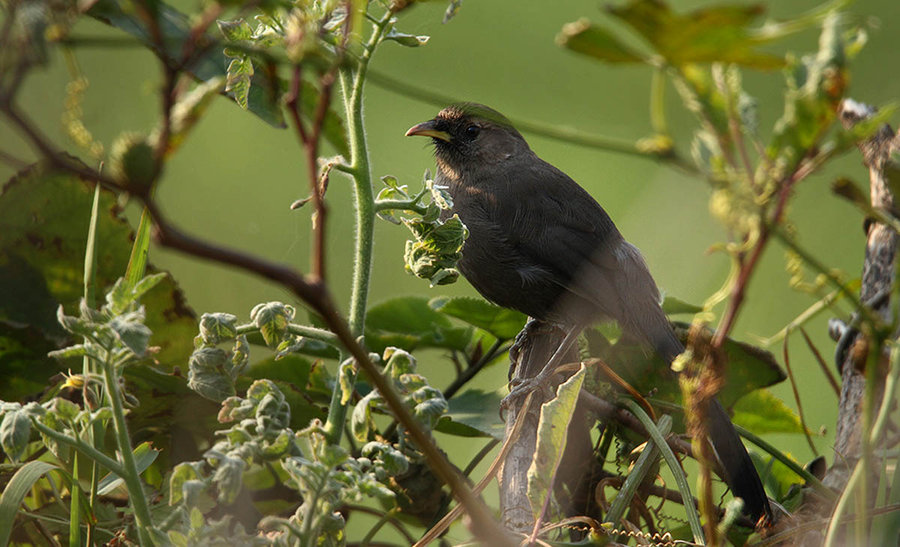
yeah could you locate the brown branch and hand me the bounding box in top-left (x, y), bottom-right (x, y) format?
top-left (825, 99), bottom-right (898, 491)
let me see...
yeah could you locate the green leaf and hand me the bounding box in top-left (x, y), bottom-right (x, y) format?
top-left (438, 389), bottom-right (505, 439)
top-left (197, 312), bottom-right (239, 346)
top-left (527, 365), bottom-right (586, 519)
top-left (557, 19), bottom-right (646, 64)
top-left (250, 302), bottom-right (294, 348)
top-left (429, 296), bottom-right (526, 340)
top-left (87, 0), bottom-right (286, 128)
top-left (384, 28), bottom-right (429, 47)
top-left (109, 312), bottom-right (152, 357)
top-left (96, 441), bottom-right (160, 495)
top-left (225, 56), bottom-right (254, 110)
top-left (661, 295), bottom-right (703, 315)
top-left (0, 409), bottom-right (32, 462)
top-left (732, 389), bottom-right (808, 435)
top-left (365, 296), bottom-right (472, 353)
top-left (605, 0), bottom-right (785, 69)
top-left (0, 461), bottom-right (59, 546)
top-left (188, 347), bottom-right (237, 402)
top-left (217, 19), bottom-right (253, 42)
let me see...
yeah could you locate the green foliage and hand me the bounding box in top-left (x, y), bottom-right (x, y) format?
top-left (2, 0), bottom-right (898, 544)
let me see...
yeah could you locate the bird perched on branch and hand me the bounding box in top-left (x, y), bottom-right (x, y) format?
top-left (406, 102), bottom-right (773, 525)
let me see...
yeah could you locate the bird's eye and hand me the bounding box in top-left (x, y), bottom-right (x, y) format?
top-left (465, 125), bottom-right (481, 139)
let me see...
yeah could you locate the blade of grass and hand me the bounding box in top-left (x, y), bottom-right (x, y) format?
top-left (0, 461), bottom-right (59, 546)
top-left (622, 399), bottom-right (705, 544)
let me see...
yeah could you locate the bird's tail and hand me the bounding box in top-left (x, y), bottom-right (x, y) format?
top-left (650, 328), bottom-right (774, 525)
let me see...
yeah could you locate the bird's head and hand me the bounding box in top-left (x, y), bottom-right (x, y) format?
top-left (406, 103), bottom-right (530, 175)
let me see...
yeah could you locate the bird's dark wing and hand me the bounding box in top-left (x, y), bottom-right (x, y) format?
top-left (491, 159), bottom-right (632, 321)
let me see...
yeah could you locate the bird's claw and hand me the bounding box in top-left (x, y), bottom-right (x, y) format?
top-left (499, 372), bottom-right (557, 420)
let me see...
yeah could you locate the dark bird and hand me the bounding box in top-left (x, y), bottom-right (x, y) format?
top-left (406, 103), bottom-right (773, 525)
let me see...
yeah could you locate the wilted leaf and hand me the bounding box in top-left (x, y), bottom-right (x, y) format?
top-left (527, 365), bottom-right (586, 518)
top-left (0, 409), bottom-right (32, 463)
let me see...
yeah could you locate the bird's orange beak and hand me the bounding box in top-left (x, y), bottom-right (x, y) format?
top-left (405, 120), bottom-right (451, 142)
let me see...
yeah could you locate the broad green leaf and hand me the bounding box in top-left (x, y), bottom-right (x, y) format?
top-left (429, 296), bottom-right (526, 340)
top-left (97, 441), bottom-right (160, 495)
top-left (527, 365), bottom-right (586, 519)
top-left (365, 296), bottom-right (472, 353)
top-left (0, 164), bottom-right (197, 375)
top-left (438, 389), bottom-right (504, 440)
top-left (557, 19), bottom-right (646, 64)
top-left (605, 0), bottom-right (786, 69)
top-left (662, 295), bottom-right (704, 315)
top-left (0, 461), bottom-right (59, 546)
top-left (732, 389), bottom-right (808, 435)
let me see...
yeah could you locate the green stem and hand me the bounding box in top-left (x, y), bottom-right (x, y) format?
top-left (322, 10), bottom-right (394, 445)
top-left (100, 359), bottom-right (156, 544)
top-left (30, 420), bottom-right (124, 476)
top-left (623, 399), bottom-right (705, 544)
top-left (287, 324), bottom-right (340, 345)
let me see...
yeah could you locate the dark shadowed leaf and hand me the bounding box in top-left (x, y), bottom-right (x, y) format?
top-left (439, 389), bottom-right (504, 439)
top-left (365, 296), bottom-right (472, 354)
top-left (429, 296), bottom-right (526, 340)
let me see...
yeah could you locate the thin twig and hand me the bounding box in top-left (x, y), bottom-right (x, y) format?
top-left (782, 333), bottom-right (820, 456)
top-left (799, 326), bottom-right (841, 396)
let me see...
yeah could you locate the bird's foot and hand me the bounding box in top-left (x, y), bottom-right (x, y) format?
top-left (499, 368), bottom-right (559, 419)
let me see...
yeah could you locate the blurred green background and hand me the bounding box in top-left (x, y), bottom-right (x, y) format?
top-left (4, 0), bottom-right (900, 490)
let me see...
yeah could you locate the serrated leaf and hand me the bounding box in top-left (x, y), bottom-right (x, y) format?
top-left (109, 313), bottom-right (152, 357)
top-left (527, 365), bottom-right (586, 518)
top-left (557, 19), bottom-right (646, 64)
top-left (187, 347), bottom-right (236, 402)
top-left (217, 18), bottom-right (253, 42)
top-left (250, 302), bottom-right (294, 348)
top-left (225, 56), bottom-right (254, 110)
top-left (429, 296), bottom-right (526, 340)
